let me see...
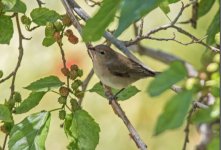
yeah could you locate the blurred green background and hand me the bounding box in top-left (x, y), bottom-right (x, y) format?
top-left (0, 0), bottom-right (219, 150)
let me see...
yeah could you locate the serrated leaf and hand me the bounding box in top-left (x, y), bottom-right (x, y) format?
top-left (206, 10), bottom-right (219, 45)
top-left (42, 37), bottom-right (55, 47)
top-left (64, 110), bottom-right (100, 150)
top-left (114, 0), bottom-right (164, 37)
top-left (30, 8), bottom-right (60, 26)
top-left (198, 0), bottom-right (216, 18)
top-left (89, 82), bottom-right (140, 101)
top-left (24, 76), bottom-right (64, 91)
top-left (148, 61), bottom-right (187, 96)
top-left (154, 90), bottom-right (193, 135)
top-left (2, 0), bottom-right (17, 10)
top-left (82, 0), bottom-right (121, 42)
top-left (4, 0), bottom-right (26, 13)
top-left (0, 15), bottom-right (13, 44)
top-left (0, 104), bottom-right (12, 122)
top-left (14, 92), bottom-right (46, 114)
top-left (8, 111), bottom-right (51, 150)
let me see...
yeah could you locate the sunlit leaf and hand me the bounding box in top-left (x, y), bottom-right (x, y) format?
top-left (8, 111), bottom-right (51, 150)
top-left (0, 104), bottom-right (12, 122)
top-left (198, 0), bottom-right (216, 18)
top-left (31, 8), bottom-right (60, 26)
top-left (82, 0), bottom-right (121, 42)
top-left (89, 82), bottom-right (140, 101)
top-left (4, 0), bottom-right (26, 13)
top-left (2, 0), bottom-right (17, 10)
top-left (0, 15), bottom-right (13, 44)
top-left (64, 110), bottom-right (100, 150)
top-left (148, 61), bottom-right (187, 96)
top-left (154, 90), bottom-right (193, 135)
top-left (42, 37), bottom-right (55, 47)
top-left (14, 92), bottom-right (46, 114)
top-left (114, 0), bottom-right (164, 37)
top-left (206, 10), bottom-right (219, 45)
top-left (24, 76), bottom-right (64, 91)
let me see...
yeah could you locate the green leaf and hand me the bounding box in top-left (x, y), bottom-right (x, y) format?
top-left (8, 0), bottom-right (26, 13)
top-left (42, 37), bottom-right (55, 47)
top-left (64, 110), bottom-right (100, 150)
top-left (9, 111), bottom-right (51, 150)
top-left (154, 90), bottom-right (193, 135)
top-left (159, 0), bottom-right (180, 14)
top-left (14, 92), bottom-right (46, 114)
top-left (0, 104), bottom-right (12, 122)
top-left (114, 0), bottom-right (164, 37)
top-left (89, 82), bottom-right (140, 101)
top-left (2, 0), bottom-right (17, 10)
top-left (148, 61), bottom-right (187, 96)
top-left (198, 0), bottom-right (216, 18)
top-left (159, 1), bottom-right (170, 14)
top-left (3, 0), bottom-right (26, 13)
top-left (82, 0), bottom-right (121, 42)
top-left (206, 10), bottom-right (220, 45)
top-left (24, 76), bottom-right (64, 91)
top-left (30, 8), bottom-right (61, 26)
top-left (0, 15), bottom-right (13, 44)
top-left (207, 136), bottom-right (219, 150)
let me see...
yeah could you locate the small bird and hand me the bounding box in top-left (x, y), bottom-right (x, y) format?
top-left (88, 45), bottom-right (157, 90)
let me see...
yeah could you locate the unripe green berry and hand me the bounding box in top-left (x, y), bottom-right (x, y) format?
top-left (54, 21), bottom-right (63, 31)
top-left (77, 69), bottom-right (83, 77)
top-left (13, 92), bottom-right (22, 103)
top-left (70, 98), bottom-right (80, 111)
top-left (58, 96), bottom-right (67, 104)
top-left (21, 15), bottom-right (31, 25)
top-left (71, 79), bottom-right (82, 90)
top-left (207, 63), bottom-right (218, 72)
top-left (59, 110), bottom-right (66, 120)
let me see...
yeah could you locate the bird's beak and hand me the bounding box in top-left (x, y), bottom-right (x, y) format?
top-left (88, 46), bottom-right (95, 51)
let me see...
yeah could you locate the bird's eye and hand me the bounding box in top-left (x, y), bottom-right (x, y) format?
top-left (100, 51), bottom-right (105, 55)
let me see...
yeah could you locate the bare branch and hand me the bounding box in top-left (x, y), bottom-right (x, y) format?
top-left (123, 1), bottom-right (219, 52)
top-left (103, 85), bottom-right (148, 150)
top-left (60, 0), bottom-right (149, 149)
top-left (78, 69), bottom-right (94, 106)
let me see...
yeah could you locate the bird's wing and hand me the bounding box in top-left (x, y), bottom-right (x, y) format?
top-left (107, 56), bottom-right (155, 78)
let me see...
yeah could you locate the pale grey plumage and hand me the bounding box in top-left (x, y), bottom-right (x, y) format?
top-left (89, 45), bottom-right (156, 89)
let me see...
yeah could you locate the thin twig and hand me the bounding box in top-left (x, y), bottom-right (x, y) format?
top-left (61, 0), bottom-right (148, 149)
top-left (57, 42), bottom-right (70, 88)
top-left (123, 1), bottom-right (219, 52)
top-left (78, 69), bottom-right (94, 106)
top-left (36, 0), bottom-right (45, 7)
top-left (2, 134), bottom-right (8, 150)
top-left (103, 85), bottom-right (147, 150)
top-left (182, 103), bottom-right (198, 150)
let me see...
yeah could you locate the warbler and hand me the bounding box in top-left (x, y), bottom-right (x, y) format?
top-left (88, 45), bottom-right (157, 89)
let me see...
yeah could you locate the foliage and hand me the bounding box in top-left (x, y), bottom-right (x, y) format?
top-left (0, 0), bottom-right (219, 150)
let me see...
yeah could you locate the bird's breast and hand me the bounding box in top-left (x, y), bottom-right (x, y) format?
top-left (92, 62), bottom-right (135, 89)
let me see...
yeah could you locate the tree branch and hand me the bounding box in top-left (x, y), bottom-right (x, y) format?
top-left (60, 0), bottom-right (148, 149)
top-left (78, 69), bottom-right (94, 106)
top-left (103, 85), bottom-right (147, 150)
top-left (123, 1), bottom-right (219, 52)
